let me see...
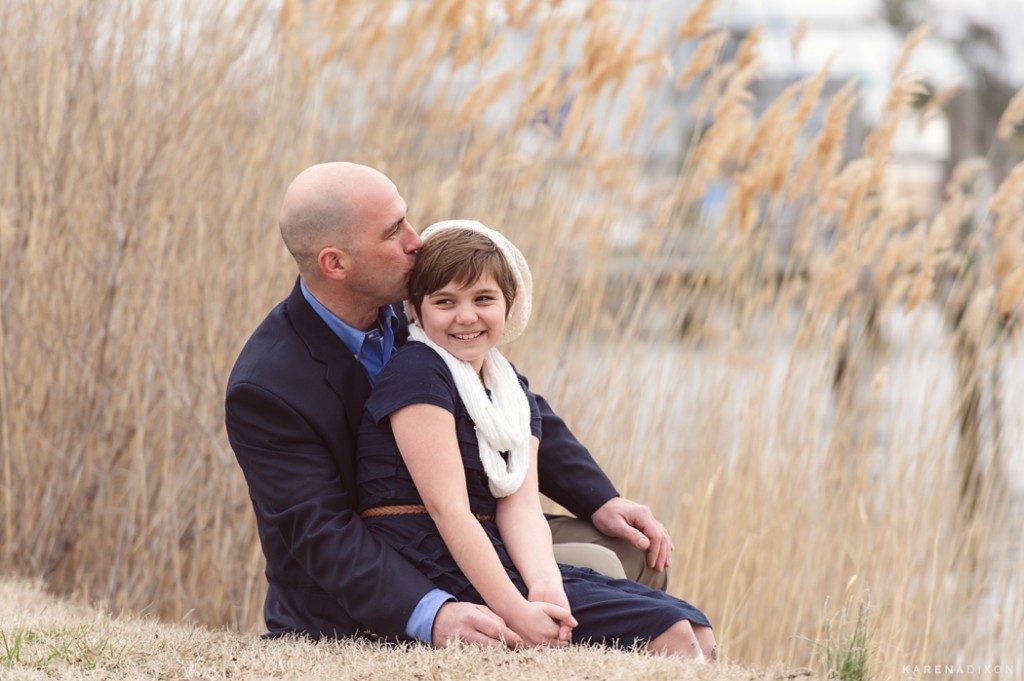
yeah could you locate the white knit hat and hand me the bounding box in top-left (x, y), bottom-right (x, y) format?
top-left (417, 219), bottom-right (533, 345)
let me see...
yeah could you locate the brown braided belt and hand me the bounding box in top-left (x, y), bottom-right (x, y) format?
top-left (360, 503), bottom-right (495, 522)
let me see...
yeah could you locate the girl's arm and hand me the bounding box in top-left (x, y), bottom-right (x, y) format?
top-left (390, 403), bottom-right (575, 646)
top-left (495, 435), bottom-right (572, 640)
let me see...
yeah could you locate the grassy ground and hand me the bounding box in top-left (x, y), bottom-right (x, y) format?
top-left (0, 579), bottom-right (803, 681)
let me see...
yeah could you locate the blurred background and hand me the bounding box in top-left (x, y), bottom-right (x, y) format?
top-left (1, 1), bottom-right (1021, 678)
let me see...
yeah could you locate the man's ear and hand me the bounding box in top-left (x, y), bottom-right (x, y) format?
top-left (317, 247), bottom-right (349, 281)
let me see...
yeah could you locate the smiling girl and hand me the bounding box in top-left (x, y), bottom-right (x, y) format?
top-left (355, 220), bottom-right (714, 657)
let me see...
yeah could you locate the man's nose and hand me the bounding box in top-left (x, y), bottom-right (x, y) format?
top-left (404, 224), bottom-right (423, 252)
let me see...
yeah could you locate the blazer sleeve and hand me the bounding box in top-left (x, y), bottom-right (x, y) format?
top-left (226, 379), bottom-right (438, 639)
top-left (528, 387), bottom-right (619, 520)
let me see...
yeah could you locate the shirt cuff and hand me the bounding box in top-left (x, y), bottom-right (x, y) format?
top-left (406, 588), bottom-right (456, 644)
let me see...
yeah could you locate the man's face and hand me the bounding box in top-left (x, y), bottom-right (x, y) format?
top-left (346, 181), bottom-right (423, 305)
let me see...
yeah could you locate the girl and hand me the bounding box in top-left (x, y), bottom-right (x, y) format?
top-left (356, 220), bottom-right (715, 658)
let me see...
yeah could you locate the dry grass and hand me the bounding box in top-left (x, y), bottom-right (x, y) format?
top-left (0, 578), bottom-right (779, 680)
top-left (1, 1), bottom-right (1022, 680)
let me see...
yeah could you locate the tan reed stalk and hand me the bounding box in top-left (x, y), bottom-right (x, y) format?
top-left (790, 18), bottom-right (809, 57)
top-left (734, 27), bottom-right (763, 72)
top-left (787, 87), bottom-right (854, 202)
top-left (677, 0), bottom-right (718, 41)
top-left (620, 80), bottom-right (649, 145)
top-left (996, 87), bottom-right (1024, 141)
top-left (863, 73), bottom-right (928, 188)
top-left (793, 58), bottom-right (835, 129)
top-left (455, 67), bottom-right (518, 126)
top-left (890, 24), bottom-right (932, 81)
top-left (675, 31), bottom-right (729, 91)
top-left (918, 81), bottom-right (962, 133)
top-left (996, 265), bottom-right (1024, 317)
top-left (987, 161), bottom-right (1024, 239)
top-left (742, 81), bottom-right (801, 165)
top-left (906, 212), bottom-right (950, 311)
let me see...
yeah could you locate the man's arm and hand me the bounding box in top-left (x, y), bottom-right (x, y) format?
top-left (531, 390), bottom-right (673, 572)
top-left (532, 391), bottom-right (618, 518)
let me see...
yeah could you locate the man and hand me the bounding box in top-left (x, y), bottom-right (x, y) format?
top-left (225, 162), bottom-right (673, 647)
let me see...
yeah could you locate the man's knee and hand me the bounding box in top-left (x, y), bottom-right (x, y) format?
top-left (548, 515), bottom-right (669, 590)
top-left (552, 542), bottom-right (627, 579)
top-left (611, 538), bottom-right (668, 591)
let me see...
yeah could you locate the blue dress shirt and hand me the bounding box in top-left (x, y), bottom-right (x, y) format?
top-left (299, 280), bottom-right (454, 643)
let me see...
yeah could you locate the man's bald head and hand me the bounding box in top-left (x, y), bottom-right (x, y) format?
top-left (279, 162), bottom-right (397, 277)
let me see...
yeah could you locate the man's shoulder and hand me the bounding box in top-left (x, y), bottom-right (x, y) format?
top-left (230, 299), bottom-right (291, 366)
top-left (227, 294), bottom-right (324, 394)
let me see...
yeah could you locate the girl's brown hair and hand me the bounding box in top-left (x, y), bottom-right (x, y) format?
top-left (407, 228), bottom-right (517, 320)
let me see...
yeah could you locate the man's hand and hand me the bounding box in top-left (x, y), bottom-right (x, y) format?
top-left (432, 602), bottom-right (523, 649)
top-left (590, 497), bottom-right (673, 572)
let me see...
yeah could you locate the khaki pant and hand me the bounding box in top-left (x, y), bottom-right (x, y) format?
top-left (548, 515), bottom-right (668, 591)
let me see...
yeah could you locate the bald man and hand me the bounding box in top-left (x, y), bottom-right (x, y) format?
top-left (225, 162), bottom-right (672, 646)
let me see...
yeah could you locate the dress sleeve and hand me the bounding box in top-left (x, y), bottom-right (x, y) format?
top-left (366, 342), bottom-right (457, 425)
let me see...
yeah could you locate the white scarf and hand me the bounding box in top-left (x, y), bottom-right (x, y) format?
top-left (408, 323), bottom-right (531, 498)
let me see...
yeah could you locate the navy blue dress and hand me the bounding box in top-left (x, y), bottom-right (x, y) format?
top-left (356, 342), bottom-right (711, 649)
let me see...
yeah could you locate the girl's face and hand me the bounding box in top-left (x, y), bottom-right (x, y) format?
top-left (417, 271), bottom-right (508, 372)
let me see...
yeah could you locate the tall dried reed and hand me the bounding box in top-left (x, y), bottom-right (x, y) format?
top-left (1, 1), bottom-right (1019, 678)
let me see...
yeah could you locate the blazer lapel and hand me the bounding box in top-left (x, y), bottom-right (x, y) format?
top-left (284, 279), bottom-right (371, 436)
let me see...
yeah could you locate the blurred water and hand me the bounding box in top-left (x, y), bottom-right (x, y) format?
top-left (562, 299), bottom-right (1022, 670)
top-left (883, 308), bottom-right (1022, 670)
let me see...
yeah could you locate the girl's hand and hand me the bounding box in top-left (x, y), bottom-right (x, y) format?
top-left (528, 583), bottom-right (574, 643)
top-left (506, 600), bottom-right (577, 647)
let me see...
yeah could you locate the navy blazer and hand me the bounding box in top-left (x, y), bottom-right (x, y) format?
top-left (225, 279), bottom-right (618, 639)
